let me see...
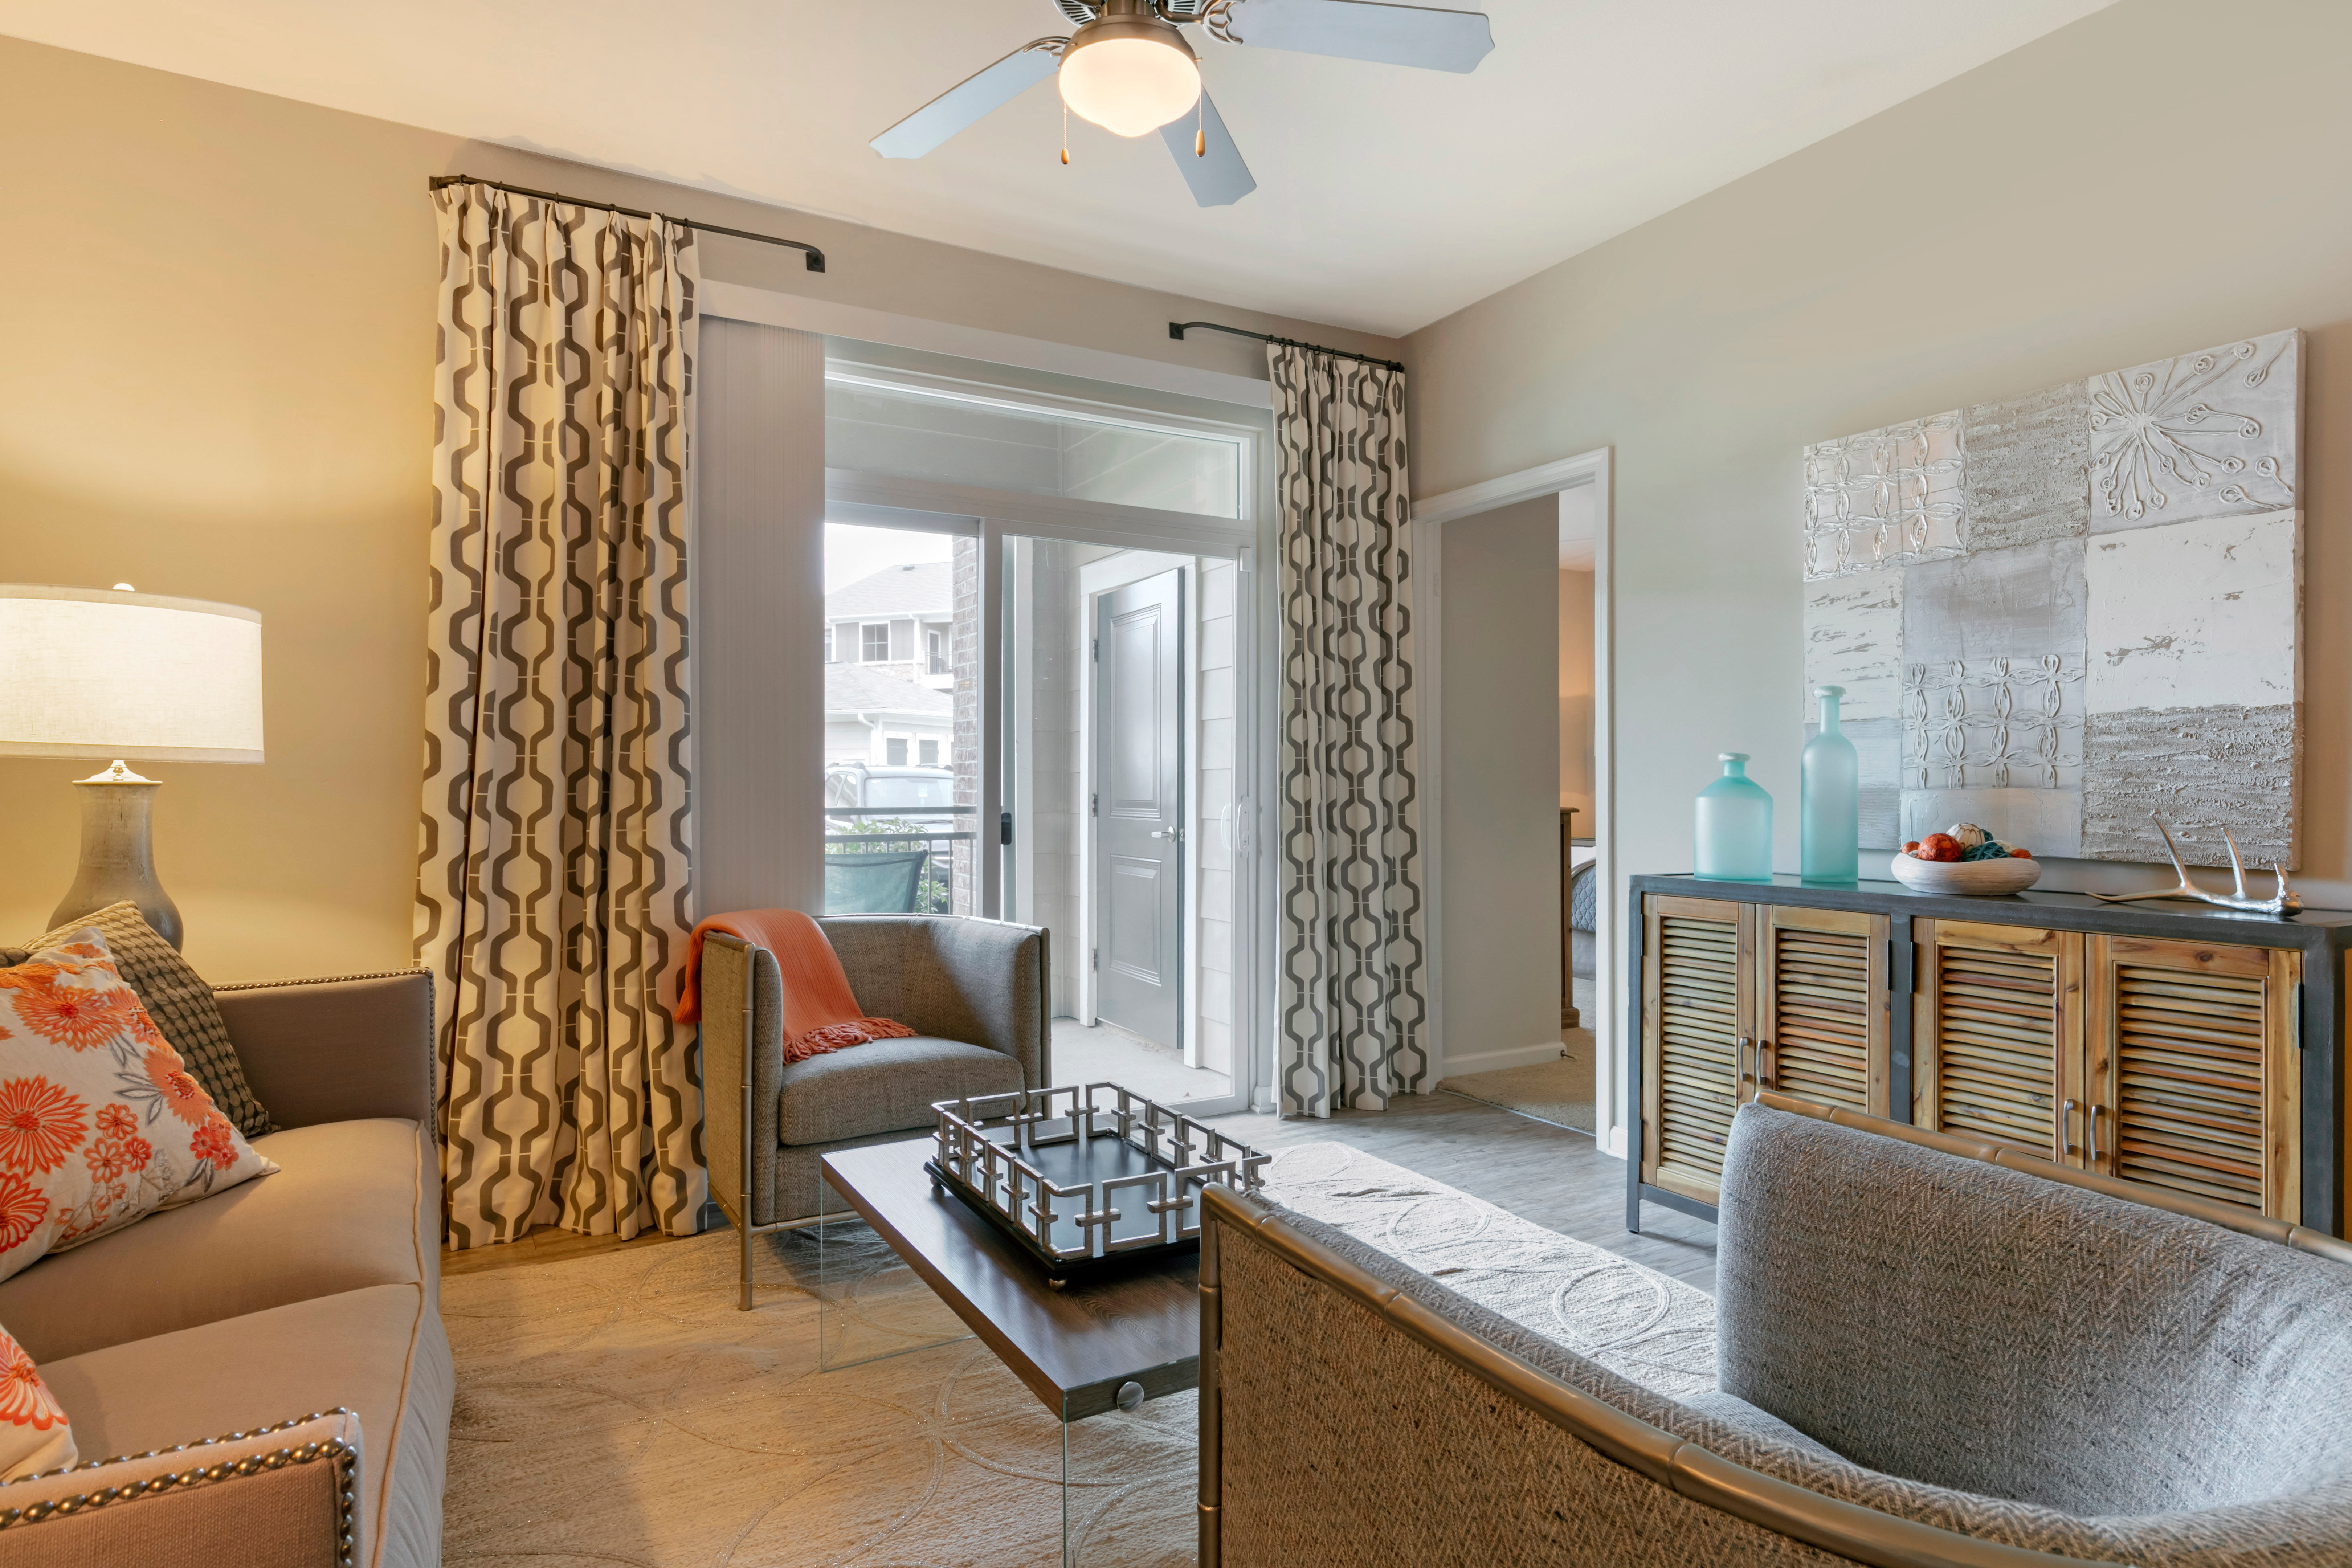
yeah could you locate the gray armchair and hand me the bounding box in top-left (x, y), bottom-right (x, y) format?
top-left (700, 914), bottom-right (1049, 1308)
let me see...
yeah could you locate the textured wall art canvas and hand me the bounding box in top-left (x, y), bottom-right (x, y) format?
top-left (1801, 329), bottom-right (2302, 867)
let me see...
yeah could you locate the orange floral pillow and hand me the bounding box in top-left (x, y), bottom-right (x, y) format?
top-left (0, 930), bottom-right (273, 1285)
top-left (0, 1323), bottom-right (72, 1480)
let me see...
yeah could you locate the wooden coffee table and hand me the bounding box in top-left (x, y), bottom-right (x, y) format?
top-left (818, 1135), bottom-right (1201, 1421)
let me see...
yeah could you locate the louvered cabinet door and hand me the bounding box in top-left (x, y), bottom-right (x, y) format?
top-left (1912, 922), bottom-right (2084, 1161)
top-left (2087, 937), bottom-right (2301, 1221)
top-left (1640, 896), bottom-right (1752, 1205)
top-left (1756, 905), bottom-right (1889, 1116)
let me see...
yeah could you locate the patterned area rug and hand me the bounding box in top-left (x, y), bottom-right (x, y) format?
top-left (1258, 1142), bottom-right (1714, 1398)
top-left (441, 1140), bottom-right (1714, 1565)
top-left (442, 1222), bottom-right (1196, 1567)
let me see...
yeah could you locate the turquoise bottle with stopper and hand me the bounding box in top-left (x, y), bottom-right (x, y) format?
top-left (1695, 752), bottom-right (1772, 881)
top-left (1801, 684), bottom-right (1859, 883)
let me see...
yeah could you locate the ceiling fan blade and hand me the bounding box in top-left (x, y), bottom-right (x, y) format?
top-left (870, 41), bottom-right (1064, 160)
top-left (1158, 90), bottom-right (1256, 207)
top-left (1216, 0), bottom-right (1493, 73)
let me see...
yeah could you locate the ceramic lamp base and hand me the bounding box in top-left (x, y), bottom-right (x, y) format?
top-left (49, 762), bottom-right (182, 949)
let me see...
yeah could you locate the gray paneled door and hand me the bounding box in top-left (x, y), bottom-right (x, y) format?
top-left (1095, 570), bottom-right (1184, 1050)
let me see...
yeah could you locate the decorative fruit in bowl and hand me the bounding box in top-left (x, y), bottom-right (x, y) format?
top-left (1890, 822), bottom-right (2042, 894)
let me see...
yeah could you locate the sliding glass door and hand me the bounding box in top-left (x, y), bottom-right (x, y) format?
top-left (821, 355), bottom-right (1263, 1116)
top-left (818, 519), bottom-right (975, 918)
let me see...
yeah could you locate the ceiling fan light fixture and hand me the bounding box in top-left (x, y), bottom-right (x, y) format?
top-left (1058, 12), bottom-right (1201, 139)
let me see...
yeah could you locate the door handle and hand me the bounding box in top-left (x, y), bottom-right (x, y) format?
top-left (1737, 1037), bottom-right (1753, 1091)
top-left (2059, 1098), bottom-right (2078, 1157)
top-left (1150, 827), bottom-right (1184, 842)
top-left (2088, 1103), bottom-right (2104, 1168)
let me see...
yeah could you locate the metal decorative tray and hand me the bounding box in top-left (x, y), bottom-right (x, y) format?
top-left (928, 1083), bottom-right (1269, 1282)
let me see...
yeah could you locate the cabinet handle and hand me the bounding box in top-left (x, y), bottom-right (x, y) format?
top-left (2059, 1098), bottom-right (2078, 1157)
top-left (1737, 1037), bottom-right (1752, 1090)
top-left (2088, 1103), bottom-right (2104, 1168)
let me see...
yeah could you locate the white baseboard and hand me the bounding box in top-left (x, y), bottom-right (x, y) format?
top-left (1437, 1040), bottom-right (1566, 1080)
top-left (1601, 1125), bottom-right (1628, 1161)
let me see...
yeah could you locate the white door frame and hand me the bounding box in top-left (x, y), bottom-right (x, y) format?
top-left (1412, 447), bottom-right (1621, 1157)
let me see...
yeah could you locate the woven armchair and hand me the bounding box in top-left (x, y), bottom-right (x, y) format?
top-left (699, 914), bottom-right (1048, 1308)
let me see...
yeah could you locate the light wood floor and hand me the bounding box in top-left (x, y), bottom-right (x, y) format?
top-left (446, 1092), bottom-right (1720, 1291)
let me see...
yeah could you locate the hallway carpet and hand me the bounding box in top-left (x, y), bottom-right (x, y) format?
top-left (1437, 1021), bottom-right (1598, 1134)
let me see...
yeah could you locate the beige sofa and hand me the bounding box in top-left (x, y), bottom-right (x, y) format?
top-left (0, 969), bottom-right (450, 1567)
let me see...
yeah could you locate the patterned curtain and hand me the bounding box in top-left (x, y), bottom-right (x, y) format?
top-left (1271, 344), bottom-right (1430, 1116)
top-left (416, 182), bottom-right (704, 1249)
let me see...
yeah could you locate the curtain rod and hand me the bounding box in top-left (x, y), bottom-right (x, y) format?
top-left (428, 175), bottom-right (825, 273)
top-left (1167, 319), bottom-right (1404, 374)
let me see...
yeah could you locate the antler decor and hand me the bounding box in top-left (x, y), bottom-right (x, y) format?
top-left (2087, 815), bottom-right (2302, 919)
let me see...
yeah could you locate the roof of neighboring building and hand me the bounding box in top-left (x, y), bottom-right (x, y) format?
top-left (825, 662), bottom-right (952, 718)
top-left (826, 561), bottom-right (951, 621)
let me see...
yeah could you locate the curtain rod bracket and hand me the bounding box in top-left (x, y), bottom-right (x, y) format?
top-left (429, 175), bottom-right (826, 272)
top-left (1168, 320), bottom-right (1402, 374)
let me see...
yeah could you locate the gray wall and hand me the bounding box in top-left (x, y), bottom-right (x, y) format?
top-left (1403, 0), bottom-right (2352, 1128)
top-left (697, 319), bottom-right (826, 917)
top-left (1441, 496), bottom-right (1562, 1065)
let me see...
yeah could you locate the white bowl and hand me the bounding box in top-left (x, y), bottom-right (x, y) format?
top-left (1888, 852), bottom-right (2041, 895)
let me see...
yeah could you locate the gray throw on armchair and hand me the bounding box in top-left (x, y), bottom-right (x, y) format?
top-left (700, 915), bottom-right (1048, 1308)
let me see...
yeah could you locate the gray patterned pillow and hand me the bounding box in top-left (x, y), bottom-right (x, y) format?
top-left (25, 905), bottom-right (274, 1140)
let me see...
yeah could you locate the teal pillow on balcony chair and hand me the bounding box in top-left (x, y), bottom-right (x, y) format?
top-left (822, 850), bottom-right (930, 914)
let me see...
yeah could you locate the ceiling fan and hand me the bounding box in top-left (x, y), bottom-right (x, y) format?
top-left (870, 0), bottom-right (1495, 207)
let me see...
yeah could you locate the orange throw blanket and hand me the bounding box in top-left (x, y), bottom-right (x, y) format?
top-left (673, 908), bottom-right (915, 1062)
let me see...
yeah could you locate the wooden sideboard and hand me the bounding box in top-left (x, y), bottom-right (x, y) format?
top-left (1627, 873), bottom-right (2352, 1237)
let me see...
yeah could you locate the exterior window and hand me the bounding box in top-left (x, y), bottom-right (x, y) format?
top-left (919, 739), bottom-right (939, 767)
top-left (861, 623), bottom-right (890, 662)
top-left (926, 626), bottom-right (948, 675)
top-left (886, 736), bottom-right (909, 766)
top-left (821, 623), bottom-right (833, 662)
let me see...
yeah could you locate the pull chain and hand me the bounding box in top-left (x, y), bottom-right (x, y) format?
top-left (1062, 98), bottom-right (1071, 166)
top-left (1196, 91), bottom-right (1206, 157)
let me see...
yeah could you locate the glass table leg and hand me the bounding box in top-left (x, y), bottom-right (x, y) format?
top-left (816, 1164), bottom-right (973, 1373)
top-left (1060, 1380), bottom-right (1196, 1567)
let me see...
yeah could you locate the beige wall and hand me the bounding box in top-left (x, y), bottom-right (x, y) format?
top-left (1404, 0), bottom-right (2352, 1042)
top-left (1439, 496), bottom-right (1560, 1066)
top-left (1559, 568), bottom-right (1595, 825)
top-left (0, 35), bottom-right (1396, 982)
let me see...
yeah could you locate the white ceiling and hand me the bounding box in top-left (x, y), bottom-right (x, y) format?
top-left (1, 0), bottom-right (2113, 336)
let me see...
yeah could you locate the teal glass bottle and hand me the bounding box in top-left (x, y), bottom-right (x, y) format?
top-left (1801, 685), bottom-right (1860, 883)
top-left (1695, 753), bottom-right (1772, 881)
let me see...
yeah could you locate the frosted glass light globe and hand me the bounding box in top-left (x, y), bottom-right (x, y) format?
top-left (1058, 35), bottom-right (1201, 138)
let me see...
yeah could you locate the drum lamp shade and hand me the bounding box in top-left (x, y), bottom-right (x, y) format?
top-left (0, 585), bottom-right (264, 764)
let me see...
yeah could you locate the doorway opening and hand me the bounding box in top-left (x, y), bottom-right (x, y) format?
top-left (816, 351), bottom-right (1262, 1116)
top-left (1004, 542), bottom-right (1240, 1109)
top-left (1417, 453), bottom-right (1616, 1149)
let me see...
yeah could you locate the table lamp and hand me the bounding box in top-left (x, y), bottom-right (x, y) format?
top-left (0, 584), bottom-right (265, 950)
